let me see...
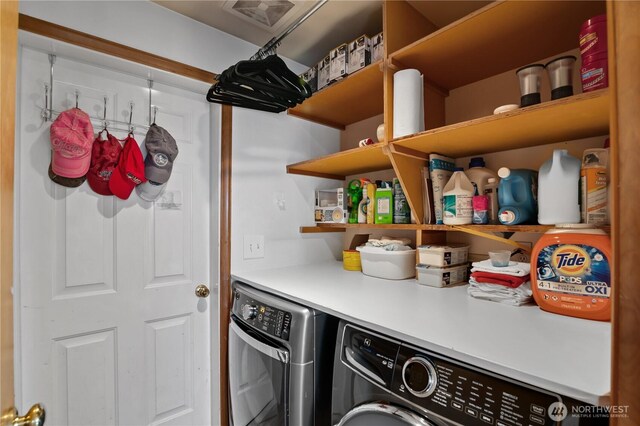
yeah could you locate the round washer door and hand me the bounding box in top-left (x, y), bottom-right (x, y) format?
top-left (337, 402), bottom-right (437, 426)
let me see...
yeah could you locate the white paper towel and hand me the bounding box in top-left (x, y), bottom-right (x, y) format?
top-left (393, 69), bottom-right (425, 139)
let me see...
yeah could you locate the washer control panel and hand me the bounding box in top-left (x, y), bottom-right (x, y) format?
top-left (340, 325), bottom-right (576, 426)
top-left (392, 345), bottom-right (562, 426)
top-left (233, 289), bottom-right (292, 340)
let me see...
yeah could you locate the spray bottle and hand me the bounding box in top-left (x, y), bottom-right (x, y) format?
top-left (347, 179), bottom-right (363, 224)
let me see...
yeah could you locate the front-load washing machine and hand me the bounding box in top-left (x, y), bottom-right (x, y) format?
top-left (332, 321), bottom-right (608, 426)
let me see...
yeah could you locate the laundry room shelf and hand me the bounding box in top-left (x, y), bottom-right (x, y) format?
top-left (300, 224), bottom-right (558, 233)
top-left (388, 0), bottom-right (605, 90)
top-left (287, 143), bottom-right (392, 180)
top-left (390, 89), bottom-right (610, 159)
top-left (287, 61), bottom-right (384, 129)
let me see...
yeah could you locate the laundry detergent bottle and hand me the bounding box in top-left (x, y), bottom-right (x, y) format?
top-left (531, 224), bottom-right (612, 321)
top-left (443, 167), bottom-right (474, 225)
top-left (465, 157), bottom-right (499, 195)
top-left (497, 168), bottom-right (538, 225)
top-left (537, 149), bottom-right (581, 224)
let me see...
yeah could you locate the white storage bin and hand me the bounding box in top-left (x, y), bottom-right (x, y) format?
top-left (417, 243), bottom-right (469, 267)
top-left (416, 263), bottom-right (468, 287)
top-left (356, 246), bottom-right (416, 280)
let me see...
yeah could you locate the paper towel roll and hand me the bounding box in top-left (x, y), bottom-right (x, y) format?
top-left (393, 69), bottom-right (425, 139)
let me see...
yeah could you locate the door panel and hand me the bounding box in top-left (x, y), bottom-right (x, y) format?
top-left (53, 329), bottom-right (117, 426)
top-left (16, 47), bottom-right (213, 425)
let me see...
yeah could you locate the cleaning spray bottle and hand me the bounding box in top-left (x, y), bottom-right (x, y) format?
top-left (347, 179), bottom-right (363, 224)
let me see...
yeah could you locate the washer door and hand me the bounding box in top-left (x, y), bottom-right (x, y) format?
top-left (336, 402), bottom-right (437, 426)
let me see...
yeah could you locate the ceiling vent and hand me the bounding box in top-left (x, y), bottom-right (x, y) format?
top-left (222, 0), bottom-right (314, 34)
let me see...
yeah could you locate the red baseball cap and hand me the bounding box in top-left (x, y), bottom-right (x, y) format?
top-left (50, 108), bottom-right (94, 178)
top-left (108, 135), bottom-right (146, 199)
top-left (87, 131), bottom-right (123, 196)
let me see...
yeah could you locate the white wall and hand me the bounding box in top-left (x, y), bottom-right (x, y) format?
top-left (231, 108), bottom-right (343, 273)
top-left (19, 1), bottom-right (308, 75)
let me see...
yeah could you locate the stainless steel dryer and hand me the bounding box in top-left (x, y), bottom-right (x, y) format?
top-left (332, 321), bottom-right (609, 426)
top-left (229, 281), bottom-right (337, 426)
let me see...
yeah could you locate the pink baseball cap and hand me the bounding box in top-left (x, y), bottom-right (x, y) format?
top-left (50, 108), bottom-right (94, 178)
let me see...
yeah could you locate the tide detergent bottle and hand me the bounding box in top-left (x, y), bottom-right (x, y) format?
top-left (531, 224), bottom-right (612, 321)
top-left (497, 168), bottom-right (538, 225)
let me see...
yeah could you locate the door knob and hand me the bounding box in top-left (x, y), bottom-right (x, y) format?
top-left (195, 284), bottom-right (210, 298)
top-left (1, 404), bottom-right (45, 426)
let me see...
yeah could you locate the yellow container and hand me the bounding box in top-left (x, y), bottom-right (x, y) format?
top-left (343, 250), bottom-right (362, 271)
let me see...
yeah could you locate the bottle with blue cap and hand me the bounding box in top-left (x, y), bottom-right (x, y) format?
top-left (465, 157), bottom-right (499, 195)
top-left (443, 167), bottom-right (474, 225)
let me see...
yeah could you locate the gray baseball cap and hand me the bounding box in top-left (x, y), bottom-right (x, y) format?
top-left (143, 124), bottom-right (178, 184)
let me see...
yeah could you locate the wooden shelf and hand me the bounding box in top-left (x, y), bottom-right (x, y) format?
top-left (286, 143), bottom-right (391, 180)
top-left (391, 90), bottom-right (609, 158)
top-left (389, 0), bottom-right (606, 90)
top-left (287, 61), bottom-right (384, 129)
top-left (300, 223), bottom-right (558, 233)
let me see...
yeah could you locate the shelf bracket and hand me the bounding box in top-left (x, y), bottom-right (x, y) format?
top-left (451, 226), bottom-right (531, 253)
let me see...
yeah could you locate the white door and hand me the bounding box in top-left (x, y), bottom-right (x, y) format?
top-left (16, 48), bottom-right (214, 425)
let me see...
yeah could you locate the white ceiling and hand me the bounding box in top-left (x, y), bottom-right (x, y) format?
top-left (154, 0), bottom-right (491, 68)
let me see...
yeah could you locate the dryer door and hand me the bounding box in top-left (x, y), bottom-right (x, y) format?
top-left (336, 402), bottom-right (438, 426)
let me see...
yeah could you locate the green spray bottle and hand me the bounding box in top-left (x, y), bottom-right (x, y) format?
top-left (347, 179), bottom-right (363, 224)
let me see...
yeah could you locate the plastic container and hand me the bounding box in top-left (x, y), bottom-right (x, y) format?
top-left (581, 148), bottom-right (609, 225)
top-left (443, 168), bottom-right (474, 225)
top-left (579, 14), bottom-right (607, 57)
top-left (418, 243), bottom-right (469, 267)
top-left (416, 264), bottom-right (468, 287)
top-left (531, 225), bottom-right (611, 321)
top-left (537, 149), bottom-right (581, 225)
top-left (356, 246), bottom-right (416, 280)
top-left (465, 157), bottom-right (499, 195)
top-left (484, 178), bottom-right (499, 224)
top-left (497, 168), bottom-right (537, 225)
top-left (343, 250), bottom-right (361, 271)
top-left (581, 51), bottom-right (608, 92)
top-left (488, 250), bottom-right (511, 267)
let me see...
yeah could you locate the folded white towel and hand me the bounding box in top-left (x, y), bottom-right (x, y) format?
top-left (467, 278), bottom-right (533, 306)
top-left (366, 236), bottom-right (413, 251)
top-left (470, 259), bottom-right (531, 277)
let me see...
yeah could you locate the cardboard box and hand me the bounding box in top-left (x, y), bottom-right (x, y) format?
top-left (330, 43), bottom-right (349, 82)
top-left (371, 32), bottom-right (384, 63)
top-left (317, 55), bottom-right (331, 90)
top-left (300, 65), bottom-right (318, 92)
top-left (348, 34), bottom-right (371, 74)
top-left (315, 188), bottom-right (346, 223)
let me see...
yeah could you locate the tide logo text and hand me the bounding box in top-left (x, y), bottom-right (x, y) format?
top-left (552, 246), bottom-right (590, 276)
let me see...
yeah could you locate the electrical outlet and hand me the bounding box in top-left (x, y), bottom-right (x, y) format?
top-left (512, 241), bottom-right (533, 262)
top-left (244, 235), bottom-right (265, 259)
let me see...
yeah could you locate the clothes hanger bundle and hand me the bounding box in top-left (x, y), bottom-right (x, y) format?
top-left (206, 54), bottom-right (312, 113)
top-left (206, 0), bottom-right (327, 113)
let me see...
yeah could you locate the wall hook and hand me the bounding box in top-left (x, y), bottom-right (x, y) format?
top-left (42, 83), bottom-right (50, 122)
top-left (74, 89), bottom-right (80, 108)
top-left (128, 101), bottom-right (135, 133)
top-left (152, 106), bottom-right (158, 125)
top-left (101, 96), bottom-right (109, 130)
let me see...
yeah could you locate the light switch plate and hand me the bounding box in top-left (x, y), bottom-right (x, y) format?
top-left (244, 235), bottom-right (265, 259)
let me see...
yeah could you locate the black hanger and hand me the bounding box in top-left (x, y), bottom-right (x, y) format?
top-left (206, 54), bottom-right (312, 113)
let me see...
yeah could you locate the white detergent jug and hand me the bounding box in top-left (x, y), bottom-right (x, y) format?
top-left (465, 157), bottom-right (499, 195)
top-left (538, 149), bottom-right (581, 224)
top-left (443, 168), bottom-right (474, 225)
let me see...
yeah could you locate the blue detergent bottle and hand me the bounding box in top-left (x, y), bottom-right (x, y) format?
top-left (497, 167), bottom-right (538, 225)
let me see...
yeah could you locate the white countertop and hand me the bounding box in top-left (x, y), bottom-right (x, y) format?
top-left (232, 260), bottom-right (611, 405)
